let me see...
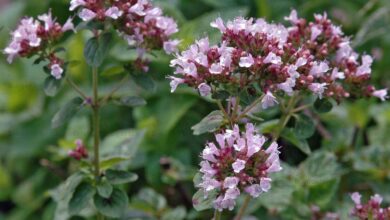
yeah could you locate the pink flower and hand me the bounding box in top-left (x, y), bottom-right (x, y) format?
top-left (260, 177), bottom-right (272, 192)
top-left (351, 192), bottom-right (361, 205)
top-left (105, 6), bottom-right (123, 19)
top-left (69, 0), bottom-right (86, 11)
top-left (310, 25), bottom-right (322, 41)
top-left (79, 9), bottom-right (96, 21)
top-left (50, 64), bottom-right (63, 79)
top-left (372, 89), bottom-right (388, 101)
top-left (129, 3), bottom-right (146, 16)
top-left (284, 9), bottom-right (299, 24)
top-left (223, 177), bottom-right (239, 189)
top-left (309, 83), bottom-right (327, 99)
top-left (211, 17), bottom-right (226, 33)
top-left (163, 39), bottom-right (181, 54)
top-left (198, 83), bottom-right (211, 97)
top-left (261, 91), bottom-right (278, 109)
top-left (263, 52), bottom-right (282, 65)
top-left (310, 61), bottom-right (329, 78)
top-left (245, 184), bottom-right (262, 197)
top-left (239, 54), bottom-right (255, 68)
top-left (331, 68), bottom-right (345, 80)
top-left (209, 63), bottom-right (223, 74)
top-left (168, 77), bottom-right (184, 93)
top-left (196, 124), bottom-right (282, 211)
top-left (232, 159), bottom-right (246, 173)
top-left (356, 55), bottom-right (373, 76)
top-left (62, 18), bottom-right (75, 32)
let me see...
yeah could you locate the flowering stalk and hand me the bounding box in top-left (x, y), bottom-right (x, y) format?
top-left (92, 66), bottom-right (100, 179)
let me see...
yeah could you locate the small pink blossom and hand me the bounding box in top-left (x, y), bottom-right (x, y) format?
top-left (239, 54), bottom-right (254, 68)
top-left (261, 91), bottom-right (278, 109)
top-left (105, 6), bottom-right (123, 19)
top-left (198, 83), bottom-right (212, 97)
top-left (232, 159), bottom-right (246, 173)
top-left (209, 63), bottom-right (223, 74)
top-left (372, 89), bottom-right (388, 101)
top-left (50, 64), bottom-right (63, 79)
top-left (79, 9), bottom-right (96, 21)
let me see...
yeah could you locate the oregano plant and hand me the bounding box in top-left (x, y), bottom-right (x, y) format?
top-left (3, 1), bottom-right (389, 220)
top-left (169, 9), bottom-right (387, 220)
top-left (4, 0), bottom-right (179, 219)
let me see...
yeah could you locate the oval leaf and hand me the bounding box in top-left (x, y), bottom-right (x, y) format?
top-left (314, 98), bottom-right (333, 113)
top-left (119, 96), bottom-right (147, 107)
top-left (191, 110), bottom-right (224, 135)
top-left (97, 182), bottom-right (113, 199)
top-left (94, 188), bottom-right (129, 218)
top-left (192, 189), bottom-right (217, 211)
top-left (84, 33), bottom-right (112, 67)
top-left (294, 114), bottom-right (315, 139)
top-left (131, 73), bottom-right (156, 91)
top-left (68, 182), bottom-right (95, 215)
top-left (44, 76), bottom-right (61, 97)
top-left (106, 169), bottom-right (138, 184)
top-left (52, 97), bottom-right (84, 128)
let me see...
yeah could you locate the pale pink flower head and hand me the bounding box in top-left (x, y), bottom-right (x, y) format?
top-left (196, 123), bottom-right (282, 211)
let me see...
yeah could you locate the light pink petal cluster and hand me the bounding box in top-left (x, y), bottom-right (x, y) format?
top-left (69, 0), bottom-right (179, 55)
top-left (196, 123), bottom-right (282, 211)
top-left (169, 10), bottom-right (387, 102)
top-left (4, 11), bottom-right (74, 79)
top-left (350, 192), bottom-right (390, 220)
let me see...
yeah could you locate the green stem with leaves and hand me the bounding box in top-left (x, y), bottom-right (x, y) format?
top-left (233, 94), bottom-right (300, 220)
top-left (91, 66), bottom-right (105, 220)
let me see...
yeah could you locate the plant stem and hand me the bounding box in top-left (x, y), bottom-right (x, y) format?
top-left (100, 74), bottom-right (129, 106)
top-left (234, 95), bottom-right (300, 220)
top-left (92, 66), bottom-right (104, 220)
top-left (234, 195), bottom-right (251, 220)
top-left (92, 66), bottom-right (100, 179)
top-left (213, 210), bottom-right (222, 220)
top-left (66, 77), bottom-right (89, 100)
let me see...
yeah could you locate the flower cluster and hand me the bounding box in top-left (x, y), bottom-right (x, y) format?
top-left (350, 192), bottom-right (390, 220)
top-left (169, 10), bottom-right (387, 107)
top-left (196, 123), bottom-right (282, 211)
top-left (70, 0), bottom-right (179, 55)
top-left (68, 139), bottom-right (89, 160)
top-left (4, 11), bottom-right (74, 79)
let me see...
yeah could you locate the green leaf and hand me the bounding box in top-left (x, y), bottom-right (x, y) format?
top-left (50, 172), bottom-right (85, 220)
top-left (68, 182), bottom-right (95, 215)
top-left (84, 33), bottom-right (112, 67)
top-left (106, 169), bottom-right (138, 184)
top-left (52, 97), bottom-right (84, 128)
top-left (211, 90), bottom-right (230, 100)
top-left (294, 114), bottom-right (315, 139)
top-left (131, 73), bottom-right (156, 91)
top-left (314, 98), bottom-right (333, 113)
top-left (162, 207), bottom-right (187, 220)
top-left (308, 178), bottom-right (340, 208)
top-left (191, 110), bottom-right (224, 135)
top-left (100, 156), bottom-right (129, 170)
top-left (300, 151), bottom-right (341, 185)
top-left (97, 182), bottom-right (113, 199)
top-left (118, 96), bottom-right (147, 107)
top-left (100, 129), bottom-right (145, 160)
top-left (281, 129), bottom-right (311, 155)
top-left (94, 188), bottom-right (129, 218)
top-left (192, 189), bottom-right (217, 211)
top-left (193, 172), bottom-right (202, 187)
top-left (43, 76), bottom-right (61, 97)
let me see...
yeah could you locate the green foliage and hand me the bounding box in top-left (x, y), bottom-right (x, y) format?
top-left (94, 188), bottom-right (129, 218)
top-left (51, 97), bottom-right (84, 128)
top-left (1, 0), bottom-right (390, 219)
top-left (68, 182), bottom-right (95, 215)
top-left (105, 169), bottom-right (138, 184)
top-left (191, 110), bottom-right (224, 135)
top-left (84, 33), bottom-right (113, 67)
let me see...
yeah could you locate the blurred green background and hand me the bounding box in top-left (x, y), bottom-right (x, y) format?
top-left (0, 0), bottom-right (390, 219)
